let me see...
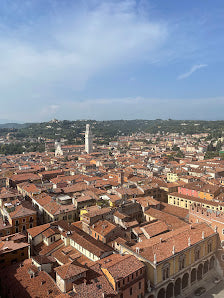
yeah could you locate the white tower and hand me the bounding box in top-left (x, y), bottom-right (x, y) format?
top-left (55, 141), bottom-right (63, 157)
top-left (85, 124), bottom-right (93, 154)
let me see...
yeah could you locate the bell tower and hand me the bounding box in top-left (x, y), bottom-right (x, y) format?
top-left (85, 124), bottom-right (93, 154)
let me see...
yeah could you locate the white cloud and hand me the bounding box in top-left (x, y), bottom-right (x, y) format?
top-left (0, 0), bottom-right (168, 108)
top-left (177, 64), bottom-right (208, 80)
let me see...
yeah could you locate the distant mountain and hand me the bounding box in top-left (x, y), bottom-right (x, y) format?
top-left (0, 119), bottom-right (224, 141)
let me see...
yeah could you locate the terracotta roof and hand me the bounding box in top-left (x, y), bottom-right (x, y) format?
top-left (90, 220), bottom-right (117, 236)
top-left (8, 201), bottom-right (36, 219)
top-left (131, 222), bottom-right (216, 263)
top-left (160, 202), bottom-right (189, 219)
top-left (70, 227), bottom-right (113, 257)
top-left (144, 207), bottom-right (188, 230)
top-left (42, 227), bottom-right (60, 238)
top-left (27, 223), bottom-right (50, 238)
top-left (39, 239), bottom-right (64, 256)
top-left (72, 263), bottom-right (117, 297)
top-left (55, 261), bottom-right (88, 279)
top-left (100, 254), bottom-right (145, 280)
top-left (140, 220), bottom-right (169, 238)
top-left (0, 259), bottom-right (60, 297)
top-left (0, 240), bottom-right (29, 255)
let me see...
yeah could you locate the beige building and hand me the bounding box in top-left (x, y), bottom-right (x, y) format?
top-left (115, 223), bottom-right (218, 298)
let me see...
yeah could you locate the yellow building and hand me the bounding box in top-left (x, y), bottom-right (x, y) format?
top-left (80, 208), bottom-right (88, 221)
top-left (115, 222), bottom-right (217, 298)
top-left (167, 172), bottom-right (179, 183)
top-left (168, 192), bottom-right (224, 212)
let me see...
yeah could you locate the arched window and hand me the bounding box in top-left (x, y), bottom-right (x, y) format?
top-left (162, 263), bottom-right (170, 280)
top-left (178, 254), bottom-right (185, 270)
top-left (194, 246), bottom-right (200, 261)
top-left (207, 240), bottom-right (212, 253)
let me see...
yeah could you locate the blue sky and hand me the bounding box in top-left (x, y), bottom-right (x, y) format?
top-left (0, 0), bottom-right (223, 122)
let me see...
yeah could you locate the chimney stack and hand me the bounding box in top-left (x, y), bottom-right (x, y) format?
top-left (153, 253), bottom-right (157, 265)
top-left (202, 231), bottom-right (205, 239)
top-left (188, 237), bottom-right (191, 246)
top-left (172, 245), bottom-right (175, 255)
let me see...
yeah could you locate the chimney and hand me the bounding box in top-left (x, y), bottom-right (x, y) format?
top-left (188, 237), bottom-right (191, 246)
top-left (172, 245), bottom-right (175, 255)
top-left (136, 247), bottom-right (140, 254)
top-left (160, 238), bottom-right (162, 243)
top-left (214, 225), bottom-right (217, 232)
top-left (153, 254), bottom-right (157, 265)
top-left (202, 231), bottom-right (205, 239)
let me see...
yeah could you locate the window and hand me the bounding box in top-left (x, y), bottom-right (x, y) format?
top-left (29, 223), bottom-right (33, 228)
top-left (15, 227), bottom-right (19, 233)
top-left (139, 281), bottom-right (141, 289)
top-left (222, 229), bottom-right (224, 235)
top-left (207, 241), bottom-right (212, 253)
top-left (30, 217), bottom-right (33, 222)
top-left (178, 255), bottom-right (185, 270)
top-left (15, 220), bottom-right (19, 226)
top-left (162, 263), bottom-right (170, 280)
top-left (194, 246), bottom-right (200, 261)
top-left (130, 287), bottom-right (132, 295)
top-left (22, 225), bottom-right (26, 231)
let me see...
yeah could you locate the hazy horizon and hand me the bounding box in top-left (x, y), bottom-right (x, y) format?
top-left (1, 118), bottom-right (224, 125)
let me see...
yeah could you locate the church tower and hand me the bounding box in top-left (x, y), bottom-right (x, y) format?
top-left (55, 141), bottom-right (63, 157)
top-left (85, 124), bottom-right (93, 154)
